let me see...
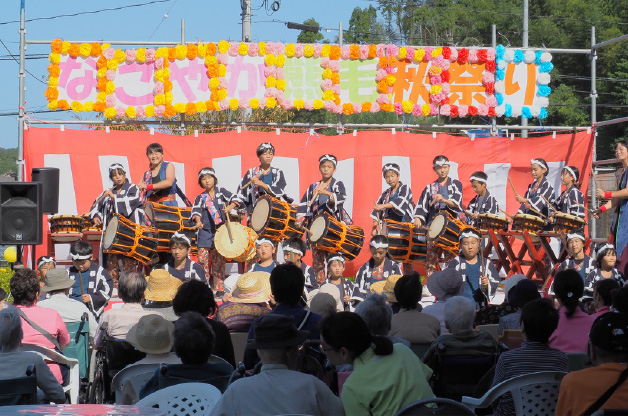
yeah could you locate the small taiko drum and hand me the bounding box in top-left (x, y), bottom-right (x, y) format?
top-left (428, 211), bottom-right (471, 252)
top-left (553, 212), bottom-right (586, 234)
top-left (103, 215), bottom-right (159, 264)
top-left (511, 214), bottom-right (545, 234)
top-left (82, 221), bottom-right (103, 241)
top-left (50, 215), bottom-right (84, 242)
top-left (251, 196), bottom-right (304, 242)
top-left (385, 219), bottom-right (428, 263)
top-left (144, 202), bottom-right (197, 254)
top-left (214, 223), bottom-right (258, 262)
top-left (476, 213), bottom-right (510, 233)
top-left (308, 213), bottom-right (364, 261)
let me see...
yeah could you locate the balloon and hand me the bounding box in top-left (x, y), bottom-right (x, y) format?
top-left (4, 246), bottom-right (16, 263)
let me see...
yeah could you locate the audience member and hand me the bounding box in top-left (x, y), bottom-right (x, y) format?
top-left (355, 294), bottom-right (409, 347)
top-left (211, 315), bottom-right (344, 416)
top-left (38, 268), bottom-right (98, 338)
top-left (143, 269), bottom-right (182, 321)
top-left (498, 278), bottom-right (540, 335)
top-left (592, 279), bottom-right (621, 318)
top-left (139, 312), bottom-right (233, 398)
top-left (491, 298), bottom-right (568, 416)
top-left (172, 279), bottom-right (235, 368)
top-left (243, 263), bottom-right (323, 369)
top-left (321, 312), bottom-right (434, 416)
top-left (94, 272), bottom-right (158, 348)
top-left (0, 307), bottom-right (65, 404)
top-left (0, 287), bottom-right (6, 309)
top-left (549, 269), bottom-right (596, 353)
top-left (369, 273), bottom-right (402, 313)
top-left (389, 273), bottom-right (440, 344)
top-left (613, 286), bottom-right (628, 313)
top-left (308, 284), bottom-right (342, 317)
top-left (422, 268), bottom-right (464, 335)
top-left (556, 312), bottom-right (628, 415)
top-left (10, 268), bottom-right (70, 384)
top-left (215, 272), bottom-right (271, 332)
top-left (476, 274), bottom-right (526, 326)
top-left (36, 256), bottom-right (56, 299)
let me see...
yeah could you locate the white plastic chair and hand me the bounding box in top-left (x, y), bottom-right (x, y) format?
top-left (136, 382), bottom-right (222, 415)
top-left (18, 344), bottom-right (80, 404)
top-left (461, 371), bottom-right (567, 416)
top-left (111, 363), bottom-right (160, 405)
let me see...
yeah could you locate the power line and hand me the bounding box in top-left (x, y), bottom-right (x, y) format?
top-left (0, 38), bottom-right (46, 85)
top-left (147, 0), bottom-right (180, 41)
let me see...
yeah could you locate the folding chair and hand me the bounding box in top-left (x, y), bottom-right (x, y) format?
top-left (394, 397), bottom-right (475, 415)
top-left (136, 382), bottom-right (222, 416)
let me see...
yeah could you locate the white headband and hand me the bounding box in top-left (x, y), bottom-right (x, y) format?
top-left (599, 243), bottom-right (615, 252)
top-left (370, 240), bottom-right (389, 249)
top-left (531, 159), bottom-right (547, 169)
top-left (567, 232), bottom-right (585, 242)
top-left (382, 164), bottom-right (400, 174)
top-left (172, 232), bottom-right (191, 245)
top-left (470, 175), bottom-right (487, 183)
top-left (319, 154), bottom-right (337, 166)
top-left (37, 256), bottom-right (55, 268)
top-left (109, 163), bottom-right (125, 173)
top-left (459, 230), bottom-right (481, 240)
top-left (283, 246), bottom-right (304, 256)
top-left (433, 159), bottom-right (450, 167)
top-left (327, 255), bottom-right (345, 264)
top-left (259, 143), bottom-right (274, 150)
top-left (563, 166), bottom-right (578, 182)
top-left (71, 253), bottom-right (91, 261)
top-left (198, 168), bottom-right (215, 178)
top-left (256, 238), bottom-right (274, 246)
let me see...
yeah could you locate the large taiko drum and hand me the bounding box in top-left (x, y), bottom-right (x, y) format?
top-left (251, 195), bottom-right (304, 242)
top-left (511, 213), bottom-right (545, 234)
top-left (428, 211), bottom-right (471, 252)
top-left (476, 213), bottom-right (510, 233)
top-left (103, 215), bottom-right (159, 264)
top-left (385, 219), bottom-right (428, 263)
top-left (214, 223), bottom-right (258, 262)
top-left (50, 215), bottom-right (84, 242)
top-left (553, 212), bottom-right (586, 234)
top-left (308, 213), bottom-right (364, 261)
top-left (144, 202), bottom-right (197, 254)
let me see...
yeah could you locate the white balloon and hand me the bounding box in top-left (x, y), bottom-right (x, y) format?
top-left (523, 50), bottom-right (536, 64)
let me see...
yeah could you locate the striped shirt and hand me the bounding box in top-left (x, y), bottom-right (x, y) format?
top-left (491, 341), bottom-right (568, 416)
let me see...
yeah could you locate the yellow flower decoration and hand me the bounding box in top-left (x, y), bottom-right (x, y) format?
top-left (218, 65), bottom-right (226, 77)
top-left (205, 56), bottom-right (218, 66)
top-left (106, 60), bottom-right (118, 70)
top-left (105, 81), bottom-right (115, 95)
top-left (431, 47), bottom-right (443, 58)
top-left (398, 47), bottom-right (407, 60)
top-left (104, 107), bottom-right (116, 118)
top-left (421, 104), bottom-right (430, 116)
top-left (175, 45), bottom-right (187, 60)
top-left (155, 47), bottom-right (168, 58)
top-left (47, 100), bottom-right (58, 110)
top-left (48, 77), bottom-right (59, 87)
top-left (114, 49), bottom-right (125, 63)
top-left (155, 94), bottom-right (166, 106)
top-left (321, 44), bottom-right (331, 57)
top-left (209, 78), bottom-right (220, 90)
top-left (385, 74), bottom-right (396, 86)
top-left (84, 102), bottom-right (94, 112)
top-left (313, 99), bottom-right (324, 109)
top-left (322, 68), bottom-right (333, 79)
top-left (265, 76), bottom-right (276, 88)
top-left (126, 106), bottom-right (136, 118)
top-left (102, 43), bottom-right (111, 50)
top-left (401, 100), bottom-right (413, 113)
top-left (285, 44), bottom-right (295, 57)
top-left (218, 40), bottom-right (229, 54)
top-left (146, 105), bottom-right (155, 117)
top-left (79, 43), bottom-right (91, 57)
top-left (97, 68), bottom-right (107, 79)
top-left (196, 101), bottom-right (207, 112)
top-left (229, 98), bottom-right (239, 110)
top-left (276, 55), bottom-right (285, 67)
top-left (250, 98), bottom-right (260, 109)
top-left (49, 53), bottom-right (60, 64)
top-left (430, 85), bottom-right (442, 95)
top-left (322, 90), bottom-right (335, 101)
top-left (97, 92), bottom-right (106, 103)
top-left (266, 97), bottom-right (277, 108)
top-left (198, 44), bottom-right (207, 58)
top-left (71, 101), bottom-right (83, 113)
top-left (136, 48), bottom-right (146, 62)
top-left (238, 43), bottom-right (248, 55)
top-left (276, 79), bottom-right (286, 90)
top-left (429, 66), bottom-right (442, 76)
top-left (304, 45), bottom-right (314, 58)
top-left (165, 91), bottom-right (174, 103)
top-left (174, 103), bottom-right (186, 113)
top-left (217, 89), bottom-right (227, 100)
top-left (265, 54), bottom-right (276, 66)
top-left (154, 69), bottom-right (165, 82)
top-left (61, 41), bottom-right (71, 54)
top-left (294, 99), bottom-right (305, 110)
top-left (414, 48), bottom-right (425, 62)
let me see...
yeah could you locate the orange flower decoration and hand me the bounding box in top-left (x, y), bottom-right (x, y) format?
top-left (187, 44), bottom-right (198, 60)
top-left (57, 100), bottom-right (70, 110)
top-left (68, 44), bottom-right (80, 58)
top-left (350, 45), bottom-right (360, 60)
top-left (342, 103), bottom-right (353, 115)
top-left (44, 88), bottom-right (59, 100)
top-left (381, 103), bottom-right (393, 112)
top-left (207, 64), bottom-right (219, 78)
top-left (378, 57), bottom-right (388, 68)
top-left (362, 102), bottom-right (372, 112)
top-left (330, 45), bottom-right (341, 61)
top-left (368, 45), bottom-right (377, 59)
top-left (97, 56), bottom-right (107, 69)
top-left (333, 96), bottom-right (341, 105)
top-left (210, 91), bottom-right (220, 102)
top-left (387, 57), bottom-right (397, 68)
top-left (97, 79), bottom-right (107, 92)
top-left (207, 43), bottom-right (217, 56)
top-left (377, 80), bottom-right (388, 93)
top-left (47, 65), bottom-right (60, 78)
top-left (167, 47), bottom-right (176, 61)
top-left (90, 43), bottom-right (102, 57)
top-left (185, 102), bottom-right (196, 115)
top-left (51, 39), bottom-right (63, 53)
top-left (331, 73), bottom-right (340, 85)
top-left (164, 104), bottom-right (177, 117)
top-left (93, 102), bottom-right (106, 112)
top-left (164, 80), bottom-right (173, 92)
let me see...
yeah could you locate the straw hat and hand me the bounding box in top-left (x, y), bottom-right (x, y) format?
top-left (370, 274), bottom-right (402, 303)
top-left (230, 272), bottom-right (271, 304)
top-left (144, 269), bottom-right (182, 302)
top-left (126, 314), bottom-right (174, 354)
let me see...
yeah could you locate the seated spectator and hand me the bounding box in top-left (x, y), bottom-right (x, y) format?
top-left (556, 312), bottom-right (628, 415)
top-left (491, 298), bottom-right (568, 416)
top-left (389, 273), bottom-right (440, 344)
top-left (422, 269), bottom-right (464, 335)
top-left (424, 296), bottom-right (499, 369)
top-left (0, 287), bottom-right (7, 309)
top-left (592, 278), bottom-right (621, 318)
top-left (369, 273), bottom-right (403, 313)
top-left (243, 263), bottom-right (323, 369)
top-left (139, 311), bottom-right (233, 399)
top-left (498, 278), bottom-right (540, 335)
top-left (94, 272), bottom-right (159, 348)
top-left (549, 269), bottom-right (596, 353)
top-left (355, 294), bottom-right (409, 347)
top-left (38, 269), bottom-right (98, 338)
top-left (211, 315), bottom-right (344, 416)
top-left (308, 284), bottom-right (342, 318)
top-left (10, 268), bottom-right (70, 384)
top-left (143, 269), bottom-right (182, 321)
top-left (613, 286), bottom-right (628, 313)
top-left (172, 279), bottom-right (235, 368)
top-left (215, 272), bottom-right (271, 332)
top-left (476, 274), bottom-right (525, 326)
top-left (0, 307), bottom-right (65, 404)
top-left (321, 312), bottom-right (434, 415)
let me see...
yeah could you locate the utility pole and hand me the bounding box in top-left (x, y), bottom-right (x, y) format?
top-left (241, 0), bottom-right (252, 42)
top-left (521, 0), bottom-right (529, 138)
top-left (17, 0), bottom-right (26, 181)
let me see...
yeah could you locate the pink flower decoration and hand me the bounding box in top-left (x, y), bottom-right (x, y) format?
top-left (423, 47), bottom-right (432, 61)
top-left (449, 48), bottom-right (458, 61)
top-left (115, 106), bottom-right (125, 118)
top-left (341, 46), bottom-right (350, 60)
top-left (323, 100), bottom-right (335, 111)
top-left (430, 104), bottom-right (439, 115)
top-left (334, 104), bottom-right (342, 114)
top-left (487, 48), bottom-right (496, 61)
top-left (406, 47), bottom-right (415, 61)
top-left (276, 90), bottom-right (285, 101)
top-left (219, 99), bottom-right (229, 110)
top-left (376, 94), bottom-right (389, 104)
top-left (103, 48), bottom-right (115, 60)
top-left (125, 49), bottom-right (136, 62)
top-left (329, 61), bottom-right (340, 72)
top-left (440, 104), bottom-right (451, 116)
top-left (216, 54), bottom-right (228, 65)
top-left (432, 55), bottom-right (444, 66)
top-left (266, 41), bottom-right (275, 53)
top-left (264, 88), bottom-right (277, 98)
top-left (435, 92), bottom-right (446, 102)
top-left (430, 75), bottom-right (442, 85)
top-left (274, 42), bottom-right (285, 54)
top-left (154, 105), bottom-right (165, 116)
top-left (376, 44), bottom-right (386, 57)
top-left (359, 46), bottom-right (369, 60)
top-left (240, 99), bottom-right (250, 109)
top-left (412, 104), bottom-right (421, 116)
top-left (313, 44), bottom-right (323, 58)
top-left (154, 81), bottom-right (164, 94)
top-left (136, 106), bottom-right (146, 118)
top-left (352, 103), bottom-right (362, 113)
top-left (478, 104), bottom-right (489, 116)
top-left (321, 79), bottom-right (333, 90)
top-left (375, 69), bottom-right (387, 81)
top-left (106, 70), bottom-right (116, 81)
top-left (305, 100), bottom-right (314, 110)
top-left (278, 98), bottom-right (289, 108)
top-left (321, 57), bottom-right (330, 68)
top-left (385, 66), bottom-right (395, 75)
top-left (468, 49), bottom-right (478, 64)
top-left (155, 57), bottom-right (164, 69)
top-left (458, 105), bottom-right (469, 117)
top-left (295, 44), bottom-right (304, 58)
top-left (370, 102), bottom-right (380, 113)
top-left (394, 102), bottom-right (403, 115)
top-left (441, 60), bottom-right (450, 70)
top-left (276, 68), bottom-right (285, 79)
top-left (442, 83), bottom-right (451, 94)
top-left (387, 45), bottom-right (398, 57)
top-left (264, 66), bottom-right (276, 77)
top-left (248, 43), bottom-right (259, 56)
top-left (228, 43), bottom-right (239, 56)
top-left (106, 96), bottom-right (117, 107)
top-left (486, 95), bottom-right (498, 107)
top-left (482, 72), bottom-right (495, 85)
top-left (332, 85), bottom-right (341, 95)
top-left (145, 49), bottom-right (156, 62)
top-left (219, 78), bottom-right (228, 89)
top-left (429, 94), bottom-right (438, 103)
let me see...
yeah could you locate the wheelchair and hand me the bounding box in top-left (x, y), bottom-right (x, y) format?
top-left (63, 313), bottom-right (91, 403)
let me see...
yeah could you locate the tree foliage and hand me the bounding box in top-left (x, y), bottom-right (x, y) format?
top-left (296, 18), bottom-right (325, 44)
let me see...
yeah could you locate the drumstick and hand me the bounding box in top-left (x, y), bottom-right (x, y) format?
top-left (224, 213), bottom-right (234, 244)
top-left (591, 165), bottom-right (601, 189)
top-left (239, 181), bottom-right (253, 190)
top-left (573, 199), bottom-right (595, 214)
top-left (540, 194), bottom-right (558, 212)
top-left (308, 189), bottom-right (319, 208)
top-left (528, 206), bottom-right (549, 220)
top-left (499, 208), bottom-right (515, 219)
top-left (507, 177), bottom-right (520, 197)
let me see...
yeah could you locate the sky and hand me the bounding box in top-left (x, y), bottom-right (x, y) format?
top-left (0, 0), bottom-right (366, 150)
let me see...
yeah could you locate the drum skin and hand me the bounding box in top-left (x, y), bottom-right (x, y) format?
top-left (214, 223), bottom-right (258, 262)
top-left (251, 196), bottom-right (304, 242)
top-left (103, 215), bottom-right (158, 264)
top-left (511, 214), bottom-right (545, 233)
top-left (144, 202), bottom-right (197, 253)
top-left (308, 213), bottom-right (364, 260)
top-left (476, 213), bottom-right (509, 233)
top-left (553, 212), bottom-right (585, 234)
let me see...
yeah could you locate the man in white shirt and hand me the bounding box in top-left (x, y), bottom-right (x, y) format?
top-left (38, 268), bottom-right (97, 338)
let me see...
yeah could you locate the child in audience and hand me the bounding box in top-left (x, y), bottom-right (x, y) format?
top-left (447, 229), bottom-right (499, 304)
top-left (161, 233), bottom-right (206, 282)
top-left (37, 256), bottom-right (56, 299)
top-left (326, 253), bottom-right (354, 311)
top-left (248, 238), bottom-right (277, 273)
top-left (465, 171), bottom-right (499, 227)
top-left (68, 241), bottom-right (113, 317)
top-left (282, 237), bottom-right (317, 292)
top-left (353, 235), bottom-right (402, 302)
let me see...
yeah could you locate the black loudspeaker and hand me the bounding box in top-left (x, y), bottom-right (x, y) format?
top-left (31, 167), bottom-right (59, 215)
top-left (0, 182), bottom-right (42, 245)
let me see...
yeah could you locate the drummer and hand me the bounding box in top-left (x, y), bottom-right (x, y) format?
top-left (68, 241), bottom-right (113, 318)
top-left (516, 158), bottom-right (555, 226)
top-left (225, 142), bottom-right (288, 217)
top-left (89, 163), bottom-right (145, 283)
top-left (248, 238), bottom-right (277, 274)
top-left (326, 253), bottom-right (354, 311)
top-left (353, 235), bottom-right (402, 302)
top-left (555, 231), bottom-right (595, 282)
top-left (159, 233), bottom-right (206, 283)
top-left (297, 154), bottom-right (349, 284)
top-left (370, 163), bottom-right (414, 236)
top-left (282, 237), bottom-right (318, 292)
top-left (551, 165), bottom-right (585, 221)
top-left (138, 143), bottom-right (179, 207)
top-left (191, 167), bottom-right (232, 296)
top-left (413, 155), bottom-right (463, 229)
top-left (465, 171), bottom-right (499, 228)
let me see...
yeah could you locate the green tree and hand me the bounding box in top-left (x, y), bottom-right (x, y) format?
top-left (344, 6), bottom-right (387, 44)
top-left (296, 18), bottom-right (324, 43)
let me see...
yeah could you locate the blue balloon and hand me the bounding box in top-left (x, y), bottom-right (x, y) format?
top-left (496, 69), bottom-right (506, 81)
top-left (522, 107), bottom-right (532, 119)
top-left (540, 108), bottom-right (548, 119)
top-left (540, 62), bottom-right (554, 73)
top-left (496, 93), bottom-right (504, 105)
top-left (538, 85), bottom-right (552, 97)
top-left (514, 50), bottom-right (524, 63)
top-left (535, 51), bottom-right (543, 65)
top-left (496, 45), bottom-right (505, 60)
top-left (505, 104), bottom-right (512, 117)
